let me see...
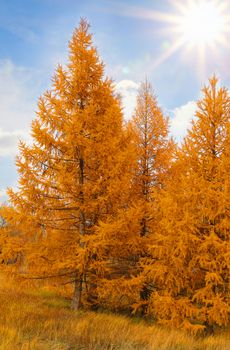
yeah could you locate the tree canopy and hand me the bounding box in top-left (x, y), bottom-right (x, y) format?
top-left (0, 20), bottom-right (229, 333)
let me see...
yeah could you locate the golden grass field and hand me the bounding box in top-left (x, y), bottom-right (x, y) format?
top-left (0, 274), bottom-right (230, 350)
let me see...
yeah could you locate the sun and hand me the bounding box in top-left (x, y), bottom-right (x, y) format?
top-left (144, 0), bottom-right (230, 73)
top-left (175, 1), bottom-right (228, 46)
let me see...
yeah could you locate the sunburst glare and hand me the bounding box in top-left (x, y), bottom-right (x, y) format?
top-left (144, 0), bottom-right (230, 74)
top-left (175, 1), bottom-right (229, 46)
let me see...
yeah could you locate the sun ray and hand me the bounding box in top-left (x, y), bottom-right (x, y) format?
top-left (197, 43), bottom-right (206, 82)
top-left (112, 0), bottom-right (230, 75)
top-left (108, 2), bottom-right (183, 24)
top-left (170, 0), bottom-right (193, 16)
top-left (178, 2), bottom-right (227, 44)
top-left (150, 37), bottom-right (186, 71)
top-left (150, 0), bottom-right (230, 74)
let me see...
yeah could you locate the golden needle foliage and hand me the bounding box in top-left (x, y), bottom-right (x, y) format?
top-left (0, 20), bottom-right (229, 334)
top-left (142, 77), bottom-right (230, 332)
top-left (1, 19), bottom-right (132, 310)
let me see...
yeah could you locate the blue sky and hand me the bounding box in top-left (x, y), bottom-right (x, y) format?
top-left (0, 0), bottom-right (230, 201)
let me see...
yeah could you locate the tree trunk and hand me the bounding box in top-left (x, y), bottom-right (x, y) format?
top-left (72, 274), bottom-right (83, 310)
top-left (72, 156), bottom-right (85, 310)
top-left (141, 217), bottom-right (147, 237)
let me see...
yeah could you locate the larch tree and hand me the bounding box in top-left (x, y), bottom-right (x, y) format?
top-left (95, 80), bottom-right (175, 312)
top-left (0, 19), bottom-right (131, 310)
top-left (132, 80), bottom-right (175, 308)
top-left (132, 80), bottom-right (174, 234)
top-left (145, 77), bottom-right (230, 332)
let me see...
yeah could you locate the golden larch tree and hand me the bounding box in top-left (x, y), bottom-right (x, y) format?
top-left (95, 80), bottom-right (174, 312)
top-left (0, 19), bottom-right (130, 310)
top-left (145, 77), bottom-right (230, 332)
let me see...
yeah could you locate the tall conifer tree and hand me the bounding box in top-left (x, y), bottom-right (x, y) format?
top-left (145, 77), bottom-right (230, 332)
top-left (1, 19), bottom-right (130, 309)
top-left (96, 80), bottom-right (174, 311)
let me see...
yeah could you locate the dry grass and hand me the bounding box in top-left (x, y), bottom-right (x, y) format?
top-left (0, 275), bottom-right (229, 349)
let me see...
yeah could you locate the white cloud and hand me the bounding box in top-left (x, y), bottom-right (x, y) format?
top-left (115, 79), bottom-right (139, 119)
top-left (115, 81), bottom-right (197, 142)
top-left (0, 59), bottom-right (40, 132)
top-left (170, 101), bottom-right (197, 141)
top-left (0, 59), bottom-right (39, 197)
top-left (0, 60), bottom-right (39, 156)
top-left (0, 188), bottom-right (7, 204)
top-left (0, 129), bottom-right (30, 156)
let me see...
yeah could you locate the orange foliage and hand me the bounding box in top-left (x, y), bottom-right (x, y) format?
top-left (95, 80), bottom-right (175, 312)
top-left (0, 20), bottom-right (229, 334)
top-left (0, 19), bottom-right (131, 310)
top-left (143, 77), bottom-right (230, 331)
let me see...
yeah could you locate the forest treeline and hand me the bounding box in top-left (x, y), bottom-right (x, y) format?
top-left (0, 19), bottom-right (229, 333)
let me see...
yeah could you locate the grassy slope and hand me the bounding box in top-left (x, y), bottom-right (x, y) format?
top-left (0, 276), bottom-right (230, 349)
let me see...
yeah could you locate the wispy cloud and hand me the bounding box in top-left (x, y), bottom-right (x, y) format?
top-left (97, 1), bottom-right (177, 24)
top-left (4, 24), bottom-right (38, 43)
top-left (0, 188), bottom-right (7, 204)
top-left (0, 59), bottom-right (38, 189)
top-left (170, 101), bottom-right (197, 141)
top-left (0, 129), bottom-right (29, 156)
top-left (0, 59), bottom-right (40, 132)
top-left (115, 79), bottom-right (197, 142)
top-left (115, 79), bottom-right (139, 119)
